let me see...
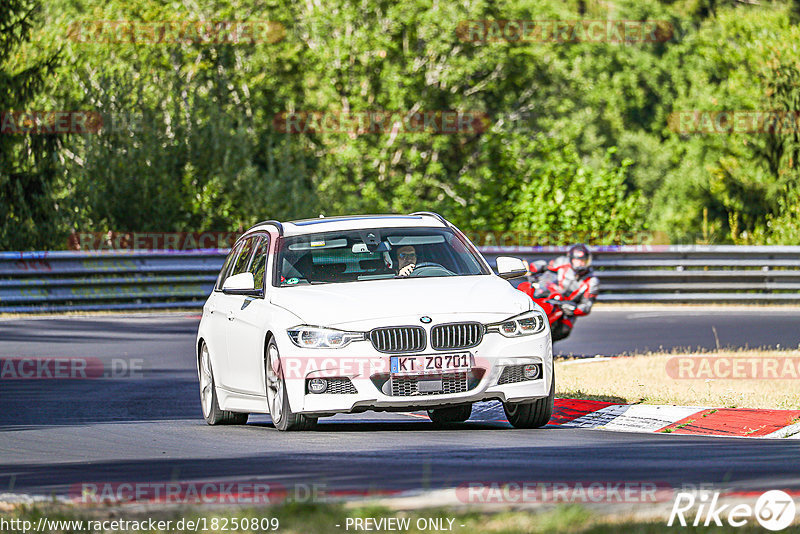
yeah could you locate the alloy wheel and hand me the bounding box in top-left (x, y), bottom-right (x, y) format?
top-left (199, 344), bottom-right (213, 418)
top-left (266, 343), bottom-right (284, 424)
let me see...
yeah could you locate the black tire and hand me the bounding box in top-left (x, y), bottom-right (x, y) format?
top-left (428, 404), bottom-right (472, 425)
top-left (551, 320), bottom-right (572, 341)
top-left (503, 366), bottom-right (555, 429)
top-left (265, 339), bottom-right (317, 431)
top-left (198, 342), bottom-right (248, 426)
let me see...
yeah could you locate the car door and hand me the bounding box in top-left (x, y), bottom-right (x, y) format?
top-left (213, 236), bottom-right (258, 391)
top-left (225, 234), bottom-right (271, 395)
top-left (204, 239), bottom-right (244, 381)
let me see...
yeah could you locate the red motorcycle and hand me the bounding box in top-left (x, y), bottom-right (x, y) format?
top-left (516, 274), bottom-right (578, 341)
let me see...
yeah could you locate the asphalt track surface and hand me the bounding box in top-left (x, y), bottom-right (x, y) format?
top-left (1, 307), bottom-right (800, 501)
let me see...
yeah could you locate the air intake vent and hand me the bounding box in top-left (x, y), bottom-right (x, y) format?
top-left (327, 377), bottom-right (357, 394)
top-left (390, 373), bottom-right (469, 396)
top-left (431, 322), bottom-right (484, 350)
top-left (369, 326), bottom-right (426, 353)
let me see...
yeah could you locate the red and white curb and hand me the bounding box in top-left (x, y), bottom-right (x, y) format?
top-left (551, 399), bottom-right (800, 438)
top-left (415, 399), bottom-right (800, 438)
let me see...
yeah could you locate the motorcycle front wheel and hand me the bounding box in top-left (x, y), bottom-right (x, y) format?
top-left (550, 320), bottom-right (572, 341)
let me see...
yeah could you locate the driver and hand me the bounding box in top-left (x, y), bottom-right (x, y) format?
top-left (396, 245), bottom-right (417, 277)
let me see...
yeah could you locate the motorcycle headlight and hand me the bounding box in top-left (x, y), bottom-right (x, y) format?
top-left (287, 326), bottom-right (365, 349)
top-left (485, 311), bottom-right (547, 337)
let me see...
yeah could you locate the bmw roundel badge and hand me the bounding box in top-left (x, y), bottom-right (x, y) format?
top-left (420, 316), bottom-right (432, 324)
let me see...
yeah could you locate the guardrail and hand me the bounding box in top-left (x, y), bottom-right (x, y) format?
top-left (1, 245), bottom-right (798, 312)
top-left (481, 245), bottom-right (800, 303)
top-left (0, 250), bottom-right (223, 313)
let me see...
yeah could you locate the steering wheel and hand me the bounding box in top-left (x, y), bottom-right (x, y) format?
top-left (408, 262), bottom-right (455, 277)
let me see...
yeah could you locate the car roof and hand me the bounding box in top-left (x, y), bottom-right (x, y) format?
top-left (247, 213), bottom-right (449, 237)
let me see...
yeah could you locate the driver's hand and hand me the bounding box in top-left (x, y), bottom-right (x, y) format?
top-left (398, 264), bottom-right (415, 277)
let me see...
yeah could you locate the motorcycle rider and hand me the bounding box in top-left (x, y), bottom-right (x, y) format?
top-left (527, 244), bottom-right (599, 340)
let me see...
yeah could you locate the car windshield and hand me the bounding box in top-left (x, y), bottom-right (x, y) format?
top-left (277, 227), bottom-right (489, 286)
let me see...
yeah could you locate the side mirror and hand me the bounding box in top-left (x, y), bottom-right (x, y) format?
top-left (222, 272), bottom-right (257, 294)
top-left (496, 256), bottom-right (528, 280)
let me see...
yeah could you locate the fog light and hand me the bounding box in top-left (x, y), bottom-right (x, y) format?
top-left (308, 378), bottom-right (328, 394)
top-left (523, 364), bottom-right (540, 380)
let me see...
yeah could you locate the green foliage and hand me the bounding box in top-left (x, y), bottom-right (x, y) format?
top-left (1, 0), bottom-right (799, 249)
top-left (655, 7), bottom-right (800, 243)
top-left (507, 139), bottom-right (647, 244)
top-left (0, 0), bottom-right (61, 250)
top-left (44, 0), bottom-right (317, 236)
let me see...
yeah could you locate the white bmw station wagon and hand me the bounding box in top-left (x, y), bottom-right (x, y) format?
top-left (196, 212), bottom-right (553, 430)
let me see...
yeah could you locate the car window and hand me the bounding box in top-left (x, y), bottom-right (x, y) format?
top-left (230, 237), bottom-right (257, 277)
top-left (215, 240), bottom-right (243, 291)
top-left (249, 235), bottom-right (269, 291)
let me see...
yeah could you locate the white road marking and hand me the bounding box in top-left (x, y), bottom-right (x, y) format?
top-left (562, 404), bottom-right (707, 432)
top-left (765, 421), bottom-right (800, 439)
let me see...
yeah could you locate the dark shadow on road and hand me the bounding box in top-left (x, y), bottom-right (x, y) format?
top-left (247, 420), bottom-right (508, 432)
top-left (1, 435), bottom-right (798, 498)
top-left (0, 377), bottom-right (201, 427)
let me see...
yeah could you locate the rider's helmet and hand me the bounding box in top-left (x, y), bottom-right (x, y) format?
top-left (567, 244), bottom-right (592, 276)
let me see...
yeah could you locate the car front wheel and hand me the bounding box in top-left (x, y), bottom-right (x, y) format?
top-left (503, 366), bottom-right (555, 429)
top-left (265, 339), bottom-right (317, 431)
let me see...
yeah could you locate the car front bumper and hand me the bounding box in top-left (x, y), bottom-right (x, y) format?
top-left (281, 331), bottom-right (552, 415)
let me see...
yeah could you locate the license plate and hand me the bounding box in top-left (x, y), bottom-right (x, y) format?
top-left (390, 352), bottom-right (472, 375)
top-left (417, 378), bottom-right (443, 393)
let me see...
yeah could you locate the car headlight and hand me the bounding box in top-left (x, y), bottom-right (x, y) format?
top-left (485, 311), bottom-right (547, 337)
top-left (287, 326), bottom-right (365, 349)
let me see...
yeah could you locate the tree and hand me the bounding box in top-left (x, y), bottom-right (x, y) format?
top-left (0, 0), bottom-right (60, 250)
top-left (51, 0), bottom-right (318, 236)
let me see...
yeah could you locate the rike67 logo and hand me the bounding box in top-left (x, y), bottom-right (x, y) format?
top-left (669, 490), bottom-right (796, 530)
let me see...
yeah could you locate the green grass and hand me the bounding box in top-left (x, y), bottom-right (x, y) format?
top-left (556, 348), bottom-right (800, 409)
